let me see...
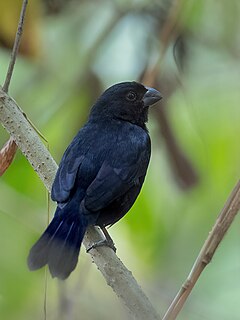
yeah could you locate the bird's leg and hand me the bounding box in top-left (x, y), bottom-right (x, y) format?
top-left (101, 226), bottom-right (116, 251)
top-left (86, 226), bottom-right (116, 253)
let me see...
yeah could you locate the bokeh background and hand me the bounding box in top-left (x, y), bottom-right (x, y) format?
top-left (0, 0), bottom-right (240, 319)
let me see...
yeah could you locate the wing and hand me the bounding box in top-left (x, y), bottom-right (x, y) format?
top-left (51, 146), bottom-right (84, 203)
top-left (84, 144), bottom-right (150, 213)
top-left (51, 127), bottom-right (92, 203)
top-left (52, 121), bottom-right (150, 210)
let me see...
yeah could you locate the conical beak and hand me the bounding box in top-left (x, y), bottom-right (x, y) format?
top-left (143, 87), bottom-right (163, 107)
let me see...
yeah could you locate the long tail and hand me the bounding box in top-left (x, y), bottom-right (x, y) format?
top-left (27, 206), bottom-right (87, 280)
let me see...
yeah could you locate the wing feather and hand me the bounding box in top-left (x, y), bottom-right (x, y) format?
top-left (84, 147), bottom-right (150, 212)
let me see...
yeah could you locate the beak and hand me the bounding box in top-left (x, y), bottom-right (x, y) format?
top-left (143, 87), bottom-right (163, 107)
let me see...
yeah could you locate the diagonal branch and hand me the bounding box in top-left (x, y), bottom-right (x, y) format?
top-left (3, 0), bottom-right (29, 93)
top-left (0, 87), bottom-right (160, 320)
top-left (163, 180), bottom-right (240, 320)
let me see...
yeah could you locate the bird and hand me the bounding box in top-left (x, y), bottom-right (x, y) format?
top-left (27, 81), bottom-right (162, 280)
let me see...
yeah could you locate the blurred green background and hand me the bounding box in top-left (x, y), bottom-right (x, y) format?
top-left (0, 0), bottom-right (240, 319)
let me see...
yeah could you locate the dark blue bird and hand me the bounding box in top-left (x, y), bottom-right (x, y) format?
top-left (27, 81), bottom-right (162, 279)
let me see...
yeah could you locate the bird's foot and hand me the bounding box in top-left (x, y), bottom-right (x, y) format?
top-left (86, 226), bottom-right (116, 253)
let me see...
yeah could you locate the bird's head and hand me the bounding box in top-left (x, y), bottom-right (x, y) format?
top-left (89, 81), bottom-right (162, 128)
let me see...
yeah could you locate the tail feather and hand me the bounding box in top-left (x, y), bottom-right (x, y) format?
top-left (28, 210), bottom-right (87, 280)
top-left (48, 221), bottom-right (83, 279)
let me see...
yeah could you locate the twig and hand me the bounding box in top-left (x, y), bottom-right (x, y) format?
top-left (142, 0), bottom-right (183, 85)
top-left (141, 0), bottom-right (198, 189)
top-left (2, 0), bottom-right (28, 93)
top-left (0, 88), bottom-right (160, 320)
top-left (163, 180), bottom-right (240, 320)
top-left (44, 269), bottom-right (48, 320)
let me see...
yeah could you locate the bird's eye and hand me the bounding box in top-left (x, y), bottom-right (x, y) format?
top-left (126, 91), bottom-right (137, 101)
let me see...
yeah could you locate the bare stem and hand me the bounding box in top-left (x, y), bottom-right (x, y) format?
top-left (163, 180), bottom-right (240, 320)
top-left (2, 0), bottom-right (28, 93)
top-left (142, 0), bottom-right (183, 85)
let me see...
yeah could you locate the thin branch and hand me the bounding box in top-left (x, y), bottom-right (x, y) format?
top-left (163, 180), bottom-right (240, 320)
top-left (142, 0), bottom-right (183, 85)
top-left (0, 88), bottom-right (160, 320)
top-left (140, 0), bottom-right (198, 189)
top-left (3, 0), bottom-right (28, 93)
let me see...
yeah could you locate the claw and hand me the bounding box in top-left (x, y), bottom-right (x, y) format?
top-left (86, 227), bottom-right (116, 253)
